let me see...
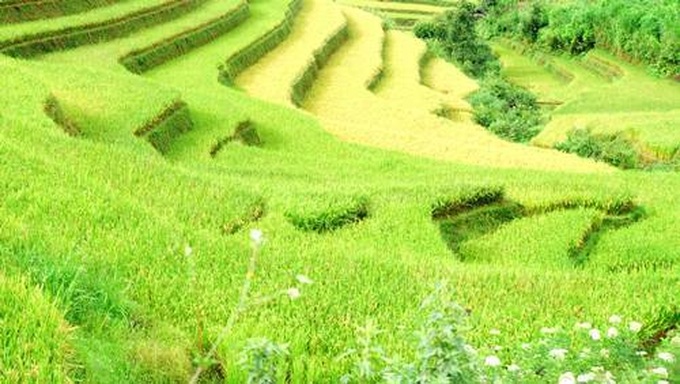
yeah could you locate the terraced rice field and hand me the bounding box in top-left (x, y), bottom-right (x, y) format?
top-left (494, 40), bottom-right (680, 159)
top-left (2, 0), bottom-right (680, 382)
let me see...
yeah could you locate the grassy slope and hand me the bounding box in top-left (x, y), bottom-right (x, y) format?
top-left (1, 0), bottom-right (679, 382)
top-left (41, 0), bottom-right (243, 71)
top-left (494, 41), bottom-right (680, 157)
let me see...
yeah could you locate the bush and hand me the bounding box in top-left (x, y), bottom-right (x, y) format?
top-left (556, 129), bottom-right (639, 169)
top-left (468, 76), bottom-right (544, 142)
top-left (414, 0), bottom-right (501, 78)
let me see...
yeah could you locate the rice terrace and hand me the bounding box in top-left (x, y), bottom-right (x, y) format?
top-left (1, 0), bottom-right (679, 382)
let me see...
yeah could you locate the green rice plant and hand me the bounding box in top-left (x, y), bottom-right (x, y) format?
top-left (120, 1), bottom-right (250, 74)
top-left (0, 271), bottom-right (74, 383)
top-left (285, 195), bottom-right (370, 233)
top-left (0, 0), bottom-right (209, 57)
top-left (0, 0), bottom-right (122, 24)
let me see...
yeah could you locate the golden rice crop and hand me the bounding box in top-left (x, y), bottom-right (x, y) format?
top-left (235, 0), bottom-right (346, 106)
top-left (305, 8), bottom-right (610, 173)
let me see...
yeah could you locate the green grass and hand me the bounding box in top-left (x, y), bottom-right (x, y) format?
top-left (1, 0), bottom-right (680, 382)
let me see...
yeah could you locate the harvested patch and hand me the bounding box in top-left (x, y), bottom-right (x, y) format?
top-left (135, 100), bottom-right (193, 154)
top-left (286, 195), bottom-right (370, 233)
top-left (434, 189), bottom-right (646, 267)
top-left (209, 120), bottom-right (261, 157)
top-left (569, 205), bottom-right (646, 266)
top-left (44, 95), bottom-right (80, 136)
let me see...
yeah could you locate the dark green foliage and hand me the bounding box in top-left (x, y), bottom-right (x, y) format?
top-left (480, 0), bottom-right (680, 77)
top-left (468, 75), bottom-right (544, 142)
top-left (555, 129), bottom-right (639, 169)
top-left (286, 196), bottom-right (370, 233)
top-left (520, 2), bottom-right (548, 43)
top-left (414, 0), bottom-right (500, 78)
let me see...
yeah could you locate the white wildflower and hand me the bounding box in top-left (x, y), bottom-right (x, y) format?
top-left (286, 287), bottom-right (301, 300)
top-left (558, 372), bottom-right (576, 384)
top-left (489, 328), bottom-right (501, 336)
top-left (608, 315), bottom-right (622, 324)
top-left (658, 380), bottom-right (669, 384)
top-left (606, 327), bottom-right (619, 338)
top-left (636, 350), bottom-right (648, 357)
top-left (464, 344), bottom-right (477, 355)
top-left (657, 352), bottom-right (675, 363)
top-left (602, 371), bottom-right (615, 384)
top-left (589, 329), bottom-right (601, 341)
top-left (650, 367), bottom-right (668, 378)
top-left (493, 345), bottom-right (503, 351)
top-left (250, 229), bottom-right (264, 247)
top-left (576, 322), bottom-right (592, 330)
top-left (184, 245), bottom-right (193, 257)
top-left (507, 364), bottom-right (520, 372)
top-left (577, 372), bottom-right (596, 383)
top-left (484, 355), bottom-right (501, 367)
top-left (549, 348), bottom-right (568, 360)
top-left (628, 321), bottom-right (643, 332)
top-left (671, 335), bottom-right (680, 346)
top-left (295, 274), bottom-right (313, 285)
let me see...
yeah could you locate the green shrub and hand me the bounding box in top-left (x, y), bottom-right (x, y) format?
top-left (468, 75), bottom-right (544, 142)
top-left (556, 128), bottom-right (639, 169)
top-left (414, 0), bottom-right (500, 78)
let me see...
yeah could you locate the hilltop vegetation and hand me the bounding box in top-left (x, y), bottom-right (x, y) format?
top-left (0, 0), bottom-right (679, 382)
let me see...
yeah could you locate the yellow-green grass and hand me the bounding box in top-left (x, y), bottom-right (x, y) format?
top-left (2, 1), bottom-right (680, 382)
top-left (235, 0), bottom-right (346, 106)
top-left (421, 54), bottom-right (479, 102)
top-left (375, 30), bottom-right (474, 120)
top-left (41, 0), bottom-right (245, 72)
top-left (337, 0), bottom-right (446, 13)
top-left (304, 7), bottom-right (610, 172)
top-left (0, 0), bottom-right (186, 42)
top-left (533, 110), bottom-right (680, 159)
top-left (0, 271), bottom-right (73, 382)
top-left (494, 41), bottom-right (680, 154)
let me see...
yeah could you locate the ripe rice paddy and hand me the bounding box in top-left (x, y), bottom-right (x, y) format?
top-left (1, 0), bottom-right (679, 382)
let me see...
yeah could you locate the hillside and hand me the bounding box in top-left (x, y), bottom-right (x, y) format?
top-left (1, 0), bottom-right (679, 382)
